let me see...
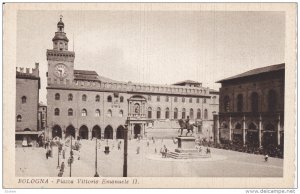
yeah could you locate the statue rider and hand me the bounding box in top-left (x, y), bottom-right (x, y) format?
top-left (186, 116), bottom-right (190, 129)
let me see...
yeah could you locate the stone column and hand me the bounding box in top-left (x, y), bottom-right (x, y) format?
top-left (242, 115), bottom-right (246, 146)
top-left (229, 115), bottom-right (232, 142)
top-left (277, 113), bottom-right (281, 146)
top-left (75, 129), bottom-right (79, 139)
top-left (213, 114), bottom-right (220, 144)
top-left (258, 115), bottom-right (262, 148)
top-left (88, 130), bottom-right (92, 140)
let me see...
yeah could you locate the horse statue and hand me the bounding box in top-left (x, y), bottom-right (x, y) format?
top-left (178, 119), bottom-right (196, 136)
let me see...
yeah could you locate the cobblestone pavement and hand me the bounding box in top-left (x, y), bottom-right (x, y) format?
top-left (16, 138), bottom-right (283, 177)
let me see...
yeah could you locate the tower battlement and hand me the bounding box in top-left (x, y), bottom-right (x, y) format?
top-left (47, 77), bottom-right (210, 97)
top-left (16, 63), bottom-right (39, 78)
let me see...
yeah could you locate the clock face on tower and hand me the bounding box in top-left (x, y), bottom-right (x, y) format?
top-left (54, 63), bottom-right (68, 78)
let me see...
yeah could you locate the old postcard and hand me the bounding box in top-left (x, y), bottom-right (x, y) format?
top-left (3, 3), bottom-right (297, 188)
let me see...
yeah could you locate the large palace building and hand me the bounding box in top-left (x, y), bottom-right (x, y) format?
top-left (214, 63), bottom-right (284, 150)
top-left (46, 17), bottom-right (219, 140)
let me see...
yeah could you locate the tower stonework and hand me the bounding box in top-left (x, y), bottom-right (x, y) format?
top-left (47, 16), bottom-right (75, 82)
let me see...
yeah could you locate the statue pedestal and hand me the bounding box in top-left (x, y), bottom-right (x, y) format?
top-left (167, 136), bottom-right (211, 159)
top-left (176, 136), bottom-right (196, 149)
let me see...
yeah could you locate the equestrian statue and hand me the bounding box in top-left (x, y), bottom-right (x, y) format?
top-left (178, 116), bottom-right (197, 136)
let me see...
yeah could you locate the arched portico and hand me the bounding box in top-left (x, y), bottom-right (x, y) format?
top-left (52, 125), bottom-right (62, 139)
top-left (65, 125), bottom-right (75, 138)
top-left (79, 125), bottom-right (89, 140)
top-left (104, 125), bottom-right (113, 139)
top-left (92, 125), bottom-right (101, 139)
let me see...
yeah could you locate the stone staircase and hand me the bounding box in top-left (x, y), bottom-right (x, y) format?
top-left (166, 149), bottom-right (211, 159)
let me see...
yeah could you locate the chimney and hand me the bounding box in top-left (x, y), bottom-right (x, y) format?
top-left (26, 68), bottom-right (30, 73)
top-left (35, 62), bottom-right (39, 69)
top-left (20, 67), bottom-right (24, 73)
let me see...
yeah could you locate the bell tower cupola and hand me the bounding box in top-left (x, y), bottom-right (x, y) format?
top-left (47, 15), bottom-right (75, 82)
top-left (52, 15), bottom-right (69, 51)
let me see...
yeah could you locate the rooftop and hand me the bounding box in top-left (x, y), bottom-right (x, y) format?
top-left (217, 63), bottom-right (285, 83)
top-left (172, 80), bottom-right (202, 86)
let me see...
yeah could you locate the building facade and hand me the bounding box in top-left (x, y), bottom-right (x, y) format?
top-left (38, 102), bottom-right (47, 131)
top-left (214, 63), bottom-right (284, 150)
top-left (16, 63), bottom-right (41, 145)
top-left (46, 17), bottom-right (219, 140)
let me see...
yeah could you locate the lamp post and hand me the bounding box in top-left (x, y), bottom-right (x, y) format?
top-left (69, 135), bottom-right (73, 177)
top-left (123, 117), bottom-right (129, 177)
top-left (57, 145), bottom-right (60, 169)
top-left (94, 138), bottom-right (99, 177)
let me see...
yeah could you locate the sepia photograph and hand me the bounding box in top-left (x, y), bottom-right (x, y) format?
top-left (3, 3), bottom-right (297, 189)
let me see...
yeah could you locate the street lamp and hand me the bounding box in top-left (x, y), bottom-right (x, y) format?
top-left (94, 138), bottom-right (99, 177)
top-left (69, 135), bottom-right (73, 177)
top-left (57, 143), bottom-right (61, 169)
top-left (123, 117), bottom-right (129, 177)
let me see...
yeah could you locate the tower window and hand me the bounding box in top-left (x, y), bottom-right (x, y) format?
top-left (107, 95), bottom-right (112, 102)
top-left (55, 93), bottom-right (60, 100)
top-left (82, 94), bottom-right (87, 101)
top-left (95, 95), bottom-right (100, 102)
top-left (21, 96), bottom-right (27, 104)
top-left (120, 96), bottom-right (124, 103)
top-left (54, 108), bottom-right (60, 116)
top-left (68, 94), bottom-right (73, 101)
top-left (17, 115), bottom-right (22, 122)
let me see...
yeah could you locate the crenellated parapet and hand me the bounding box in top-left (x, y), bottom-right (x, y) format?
top-left (16, 63), bottom-right (39, 78)
top-left (47, 77), bottom-right (211, 97)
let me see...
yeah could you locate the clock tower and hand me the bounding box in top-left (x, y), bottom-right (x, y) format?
top-left (47, 16), bottom-right (75, 82)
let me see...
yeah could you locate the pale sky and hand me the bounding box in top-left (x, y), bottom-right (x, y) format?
top-left (17, 11), bottom-right (285, 103)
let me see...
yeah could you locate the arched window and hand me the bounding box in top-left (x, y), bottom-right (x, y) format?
top-left (251, 92), bottom-right (259, 113)
top-left (107, 95), bottom-right (112, 102)
top-left (120, 96), bottom-right (124, 103)
top-left (197, 109), bottom-right (201, 119)
top-left (157, 107), bottom-right (161, 119)
top-left (82, 94), bottom-right (87, 101)
top-left (95, 95), bottom-right (100, 102)
top-left (81, 109), bottom-right (87, 116)
top-left (165, 96), bottom-right (169, 102)
top-left (174, 108), bottom-right (178, 119)
top-left (68, 94), bottom-right (73, 101)
top-left (204, 109), bottom-right (208, 119)
top-left (189, 98), bottom-right (193, 103)
top-left (95, 109), bottom-right (100, 117)
top-left (182, 108), bottom-right (186, 119)
top-left (268, 90), bottom-right (277, 112)
top-left (54, 108), bottom-right (60, 116)
top-left (165, 108), bottom-right (170, 119)
top-left (189, 108), bottom-right (194, 119)
top-left (223, 96), bottom-right (230, 112)
top-left (55, 93), bottom-right (60, 100)
top-left (119, 110), bottom-right (123, 117)
top-left (107, 109), bottom-right (112, 117)
top-left (17, 115), bottom-right (22, 122)
top-left (182, 97), bottom-right (185, 103)
top-left (174, 97), bottom-right (178, 102)
top-left (147, 107), bottom-right (152, 119)
top-left (21, 96), bottom-right (27, 104)
top-left (237, 94), bottom-right (243, 112)
top-left (157, 96), bottom-right (160, 102)
top-left (68, 108), bottom-right (73, 116)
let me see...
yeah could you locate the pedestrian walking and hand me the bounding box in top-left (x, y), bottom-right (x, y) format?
top-left (118, 141), bottom-right (121, 150)
top-left (136, 146), bottom-right (140, 154)
top-left (60, 162), bottom-right (65, 172)
top-left (155, 148), bottom-right (157, 153)
top-left (147, 140), bottom-right (149, 147)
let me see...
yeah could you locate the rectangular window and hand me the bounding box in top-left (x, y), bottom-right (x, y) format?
top-left (196, 98), bottom-right (200, 103)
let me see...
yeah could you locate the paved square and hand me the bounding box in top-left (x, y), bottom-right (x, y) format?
top-left (16, 138), bottom-right (283, 177)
